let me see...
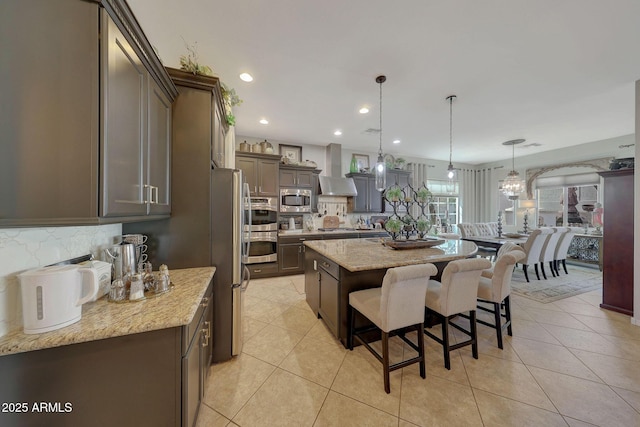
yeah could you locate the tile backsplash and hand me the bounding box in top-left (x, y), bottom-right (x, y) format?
top-left (0, 224), bottom-right (122, 337)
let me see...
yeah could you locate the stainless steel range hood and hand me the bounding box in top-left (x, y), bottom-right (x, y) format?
top-left (318, 176), bottom-right (358, 197)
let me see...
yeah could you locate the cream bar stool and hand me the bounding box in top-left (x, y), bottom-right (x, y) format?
top-left (477, 249), bottom-right (525, 349)
top-left (349, 263), bottom-right (438, 394)
top-left (424, 258), bottom-right (492, 370)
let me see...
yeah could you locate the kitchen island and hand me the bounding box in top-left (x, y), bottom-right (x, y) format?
top-left (304, 238), bottom-right (477, 347)
top-left (0, 267), bottom-right (214, 427)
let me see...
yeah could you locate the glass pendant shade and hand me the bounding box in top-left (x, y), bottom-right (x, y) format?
top-left (374, 75), bottom-right (386, 192)
top-left (502, 170), bottom-right (525, 199)
top-left (501, 139), bottom-right (526, 199)
top-left (375, 154), bottom-right (386, 191)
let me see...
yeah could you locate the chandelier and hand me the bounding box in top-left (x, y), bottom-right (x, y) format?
top-left (501, 139), bottom-right (526, 199)
top-left (374, 75), bottom-right (387, 191)
top-left (446, 95), bottom-right (457, 181)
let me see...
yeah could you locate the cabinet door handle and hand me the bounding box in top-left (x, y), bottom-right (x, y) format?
top-left (259, 186), bottom-right (262, 193)
top-left (151, 186), bottom-right (159, 204)
top-left (254, 186), bottom-right (257, 193)
top-left (143, 184), bottom-right (151, 204)
top-left (201, 296), bottom-right (209, 308)
top-left (202, 321), bottom-right (210, 347)
top-left (298, 246), bottom-right (302, 253)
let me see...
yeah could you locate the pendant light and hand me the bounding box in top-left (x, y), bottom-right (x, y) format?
top-left (374, 75), bottom-right (387, 192)
top-left (445, 95), bottom-right (457, 183)
top-left (501, 139), bottom-right (526, 199)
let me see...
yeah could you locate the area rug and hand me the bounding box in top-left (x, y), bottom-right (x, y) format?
top-left (510, 264), bottom-right (602, 303)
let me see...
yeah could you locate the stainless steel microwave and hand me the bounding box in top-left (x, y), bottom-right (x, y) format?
top-left (280, 188), bottom-right (311, 213)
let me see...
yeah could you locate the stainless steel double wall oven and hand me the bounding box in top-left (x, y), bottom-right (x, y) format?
top-left (244, 196), bottom-right (278, 264)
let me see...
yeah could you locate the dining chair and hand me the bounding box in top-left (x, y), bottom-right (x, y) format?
top-left (348, 263), bottom-right (438, 394)
top-left (475, 223), bottom-right (494, 237)
top-left (424, 258), bottom-right (492, 370)
top-left (554, 227), bottom-right (580, 274)
top-left (548, 227), bottom-right (569, 275)
top-left (539, 227), bottom-right (564, 279)
top-left (477, 249), bottom-right (525, 349)
top-left (457, 223), bottom-right (478, 238)
top-left (519, 228), bottom-right (552, 282)
top-left (486, 222), bottom-right (500, 236)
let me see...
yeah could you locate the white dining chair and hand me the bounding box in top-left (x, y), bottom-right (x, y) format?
top-left (539, 227), bottom-right (564, 279)
top-left (554, 227), bottom-right (580, 274)
top-left (519, 228), bottom-right (553, 282)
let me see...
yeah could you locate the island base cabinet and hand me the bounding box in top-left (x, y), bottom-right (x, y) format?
top-left (318, 266), bottom-right (340, 337)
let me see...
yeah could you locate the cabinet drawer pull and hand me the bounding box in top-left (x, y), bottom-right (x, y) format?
top-left (201, 296), bottom-right (209, 307)
top-left (202, 321), bottom-right (210, 347)
top-left (253, 269), bottom-right (262, 273)
top-left (322, 261), bottom-right (330, 268)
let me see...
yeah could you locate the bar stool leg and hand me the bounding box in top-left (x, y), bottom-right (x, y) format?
top-left (382, 331), bottom-right (390, 394)
top-left (417, 324), bottom-right (426, 379)
top-left (442, 317), bottom-right (451, 370)
top-left (493, 302), bottom-right (503, 350)
top-left (470, 310), bottom-right (478, 360)
top-left (505, 295), bottom-right (513, 336)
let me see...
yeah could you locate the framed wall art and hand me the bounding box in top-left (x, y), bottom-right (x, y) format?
top-left (279, 144), bottom-right (302, 162)
top-left (353, 153), bottom-right (370, 171)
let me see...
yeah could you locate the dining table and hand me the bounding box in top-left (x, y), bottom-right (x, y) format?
top-left (461, 234), bottom-right (528, 250)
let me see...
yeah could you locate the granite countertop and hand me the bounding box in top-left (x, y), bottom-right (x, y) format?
top-left (304, 238), bottom-right (478, 272)
top-left (0, 267), bottom-right (215, 357)
top-left (278, 228), bottom-right (388, 238)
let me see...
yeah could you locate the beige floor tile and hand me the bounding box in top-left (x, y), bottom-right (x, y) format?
top-left (244, 297), bottom-right (292, 324)
top-left (551, 299), bottom-right (627, 321)
top-left (511, 294), bottom-right (564, 312)
top-left (599, 332), bottom-right (640, 362)
top-left (314, 390), bottom-right (398, 426)
top-left (399, 371), bottom-right (483, 426)
top-left (571, 348), bottom-right (640, 392)
top-left (476, 333), bottom-right (522, 363)
top-left (242, 324), bottom-right (304, 365)
top-left (232, 369), bottom-right (328, 427)
top-left (542, 323), bottom-right (638, 360)
top-left (290, 274), bottom-right (306, 294)
top-left (293, 298), bottom-right (315, 313)
top-left (399, 420), bottom-right (421, 427)
top-left (269, 305), bottom-right (320, 335)
top-left (510, 337), bottom-right (601, 382)
top-left (529, 366), bottom-right (640, 427)
top-left (521, 307), bottom-right (594, 331)
top-left (204, 353), bottom-right (276, 419)
top-left (421, 340), bottom-right (470, 386)
top-left (509, 318), bottom-right (562, 344)
top-left (331, 345), bottom-right (402, 416)
top-left (306, 319), bottom-right (342, 344)
top-left (462, 353), bottom-right (556, 411)
top-left (262, 286), bottom-right (307, 305)
top-left (571, 313), bottom-right (640, 341)
top-left (280, 335), bottom-right (347, 387)
top-left (474, 388), bottom-right (566, 427)
top-left (242, 316), bottom-right (269, 343)
top-left (196, 404), bottom-right (231, 427)
top-left (563, 417), bottom-right (600, 427)
top-left (612, 386), bottom-right (640, 413)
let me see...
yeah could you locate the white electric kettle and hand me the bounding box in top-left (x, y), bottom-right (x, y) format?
top-left (18, 264), bottom-right (99, 334)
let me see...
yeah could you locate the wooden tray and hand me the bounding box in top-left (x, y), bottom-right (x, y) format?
top-left (383, 238), bottom-right (445, 250)
top-left (503, 233), bottom-right (526, 239)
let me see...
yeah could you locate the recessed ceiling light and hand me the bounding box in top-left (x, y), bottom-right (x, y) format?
top-left (259, 119), bottom-right (269, 125)
top-left (239, 72), bottom-right (253, 82)
top-left (359, 107), bottom-right (369, 114)
top-left (393, 139), bottom-right (401, 144)
top-left (334, 130), bottom-right (342, 136)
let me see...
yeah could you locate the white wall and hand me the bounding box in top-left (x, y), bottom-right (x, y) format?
top-left (0, 224), bottom-right (122, 337)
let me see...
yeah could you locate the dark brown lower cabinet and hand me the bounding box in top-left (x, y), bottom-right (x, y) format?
top-left (0, 282), bottom-right (213, 427)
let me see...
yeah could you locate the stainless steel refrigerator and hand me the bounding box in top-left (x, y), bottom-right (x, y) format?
top-left (211, 168), bottom-right (250, 361)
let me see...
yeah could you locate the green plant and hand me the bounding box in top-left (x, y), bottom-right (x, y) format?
top-left (221, 83), bottom-right (243, 126)
top-left (179, 41), bottom-right (212, 76)
top-left (385, 187), bottom-right (402, 202)
top-left (384, 218), bottom-right (402, 233)
top-left (416, 218), bottom-right (431, 233)
top-left (416, 187), bottom-right (432, 203)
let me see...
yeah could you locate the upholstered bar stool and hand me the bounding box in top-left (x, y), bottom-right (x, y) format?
top-left (477, 249), bottom-right (525, 349)
top-left (349, 263), bottom-right (438, 393)
top-left (424, 258), bottom-right (492, 370)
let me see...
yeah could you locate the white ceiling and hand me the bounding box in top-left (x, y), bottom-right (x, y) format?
top-left (128, 0), bottom-right (640, 165)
